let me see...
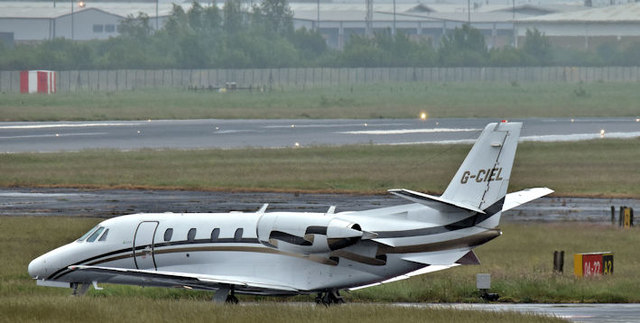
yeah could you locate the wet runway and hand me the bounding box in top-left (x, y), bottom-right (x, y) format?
top-left (1, 188), bottom-right (637, 222)
top-left (423, 303), bottom-right (640, 323)
top-left (1, 117), bottom-right (639, 152)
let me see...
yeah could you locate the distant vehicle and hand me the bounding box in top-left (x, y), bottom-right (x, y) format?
top-left (28, 121), bottom-right (552, 305)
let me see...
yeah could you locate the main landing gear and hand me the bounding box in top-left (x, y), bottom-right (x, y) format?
top-left (225, 290), bottom-right (239, 304)
top-left (315, 289), bottom-right (345, 306)
top-left (212, 286), bottom-right (239, 304)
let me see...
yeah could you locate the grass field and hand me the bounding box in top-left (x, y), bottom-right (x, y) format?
top-left (0, 298), bottom-right (567, 323)
top-left (1, 138), bottom-right (639, 197)
top-left (1, 82), bottom-right (639, 121)
top-left (3, 216), bottom-right (638, 322)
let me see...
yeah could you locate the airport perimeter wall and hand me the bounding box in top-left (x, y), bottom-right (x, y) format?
top-left (1, 66), bottom-right (639, 92)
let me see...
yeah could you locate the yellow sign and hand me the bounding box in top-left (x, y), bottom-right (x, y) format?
top-left (624, 207), bottom-right (631, 228)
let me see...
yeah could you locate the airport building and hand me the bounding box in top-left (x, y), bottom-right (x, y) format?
top-left (1, 1), bottom-right (639, 49)
top-left (515, 3), bottom-right (640, 49)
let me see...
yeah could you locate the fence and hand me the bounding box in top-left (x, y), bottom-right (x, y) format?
top-left (1, 66), bottom-right (639, 92)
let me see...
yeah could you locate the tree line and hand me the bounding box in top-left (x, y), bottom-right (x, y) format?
top-left (1, 0), bottom-right (640, 70)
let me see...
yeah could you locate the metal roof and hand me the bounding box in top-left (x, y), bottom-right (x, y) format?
top-left (519, 3), bottom-right (640, 22)
top-left (0, 1), bottom-right (192, 19)
top-left (294, 10), bottom-right (442, 22)
top-left (387, 11), bottom-right (535, 23)
top-left (0, 1), bottom-right (590, 23)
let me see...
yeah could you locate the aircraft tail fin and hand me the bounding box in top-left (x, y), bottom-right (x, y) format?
top-left (389, 122), bottom-right (526, 226)
top-left (440, 122), bottom-right (522, 225)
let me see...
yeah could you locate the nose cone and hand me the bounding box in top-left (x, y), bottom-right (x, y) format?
top-left (28, 256), bottom-right (47, 279)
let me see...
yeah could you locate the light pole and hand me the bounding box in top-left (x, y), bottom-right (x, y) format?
top-left (70, 1), bottom-right (85, 40)
top-left (512, 0), bottom-right (516, 47)
top-left (393, 0), bottom-right (396, 36)
top-left (71, 0), bottom-right (74, 40)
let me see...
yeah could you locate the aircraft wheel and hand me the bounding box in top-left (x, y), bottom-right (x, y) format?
top-left (225, 294), bottom-right (239, 304)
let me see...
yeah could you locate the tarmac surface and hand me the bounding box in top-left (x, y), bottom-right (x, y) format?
top-left (422, 303), bottom-right (640, 322)
top-left (1, 188), bottom-right (638, 222)
top-left (1, 117), bottom-right (639, 152)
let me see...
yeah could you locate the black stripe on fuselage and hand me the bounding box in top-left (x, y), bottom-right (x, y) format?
top-left (48, 238), bottom-right (262, 280)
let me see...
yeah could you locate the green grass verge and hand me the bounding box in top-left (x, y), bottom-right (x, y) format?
top-left (1, 82), bottom-right (639, 121)
top-left (0, 298), bottom-right (566, 323)
top-left (1, 139), bottom-right (639, 196)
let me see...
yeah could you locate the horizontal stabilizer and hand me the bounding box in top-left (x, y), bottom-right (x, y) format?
top-left (503, 187), bottom-right (554, 212)
top-left (456, 250), bottom-right (481, 265)
top-left (402, 249), bottom-right (472, 266)
top-left (349, 265), bottom-right (456, 291)
top-left (388, 189), bottom-right (485, 214)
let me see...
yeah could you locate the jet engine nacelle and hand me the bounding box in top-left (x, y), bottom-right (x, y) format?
top-left (256, 213), bottom-right (366, 254)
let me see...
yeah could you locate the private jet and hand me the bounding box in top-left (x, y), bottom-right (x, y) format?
top-left (28, 121), bottom-right (552, 304)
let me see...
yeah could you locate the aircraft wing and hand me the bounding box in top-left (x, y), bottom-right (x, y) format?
top-left (68, 265), bottom-right (300, 293)
top-left (503, 187), bottom-right (554, 212)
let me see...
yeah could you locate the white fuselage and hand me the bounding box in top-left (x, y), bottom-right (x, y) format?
top-left (28, 202), bottom-right (500, 295)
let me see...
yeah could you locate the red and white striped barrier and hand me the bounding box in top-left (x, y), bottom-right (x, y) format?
top-left (20, 70), bottom-right (56, 94)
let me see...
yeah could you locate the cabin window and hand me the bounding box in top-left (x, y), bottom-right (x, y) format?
top-left (164, 228), bottom-right (173, 241)
top-left (105, 24), bottom-right (115, 33)
top-left (98, 228), bottom-right (109, 242)
top-left (210, 228), bottom-right (220, 242)
top-left (92, 24), bottom-right (104, 33)
top-left (86, 227), bottom-right (105, 243)
top-left (234, 228), bottom-right (243, 241)
top-left (77, 225), bottom-right (100, 241)
top-left (187, 228), bottom-right (197, 242)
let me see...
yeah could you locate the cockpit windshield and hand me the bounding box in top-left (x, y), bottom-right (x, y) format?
top-left (77, 226), bottom-right (109, 242)
top-left (86, 227), bottom-right (105, 242)
top-left (77, 225), bottom-right (100, 242)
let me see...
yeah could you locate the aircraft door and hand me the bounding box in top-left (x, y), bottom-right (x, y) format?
top-left (133, 221), bottom-right (159, 270)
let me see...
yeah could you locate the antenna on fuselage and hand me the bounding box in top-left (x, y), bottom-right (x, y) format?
top-left (326, 206), bottom-right (336, 215)
top-left (257, 204), bottom-right (269, 214)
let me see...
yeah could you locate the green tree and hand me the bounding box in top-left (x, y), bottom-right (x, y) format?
top-left (223, 0), bottom-right (244, 35)
top-left (118, 12), bottom-right (153, 42)
top-left (339, 31), bottom-right (435, 67)
top-left (489, 47), bottom-right (527, 66)
top-left (201, 4), bottom-right (223, 35)
top-left (187, 1), bottom-right (204, 32)
top-left (340, 34), bottom-right (384, 67)
top-left (438, 24), bottom-right (488, 66)
top-left (595, 40), bottom-right (621, 66)
top-left (522, 28), bottom-right (552, 65)
top-left (290, 27), bottom-right (328, 60)
top-left (257, 0), bottom-right (294, 36)
top-left (164, 4), bottom-right (190, 38)
top-left (619, 41), bottom-right (640, 66)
